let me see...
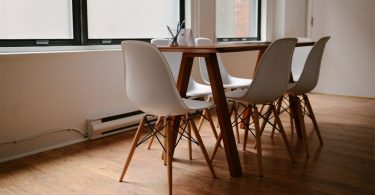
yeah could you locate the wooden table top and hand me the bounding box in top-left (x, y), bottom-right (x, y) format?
top-left (158, 41), bottom-right (315, 53)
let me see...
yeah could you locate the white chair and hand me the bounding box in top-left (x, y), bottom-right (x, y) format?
top-left (265, 38), bottom-right (314, 138)
top-left (271, 36), bottom-right (331, 157)
top-left (150, 38), bottom-right (219, 150)
top-left (118, 41), bottom-right (216, 195)
top-left (150, 38), bottom-right (213, 98)
top-left (211, 38), bottom-right (298, 177)
top-left (291, 38), bottom-right (314, 81)
top-left (194, 37), bottom-right (252, 89)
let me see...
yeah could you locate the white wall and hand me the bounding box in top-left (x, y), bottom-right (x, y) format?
top-left (284, 0), bottom-right (308, 38)
top-left (273, 0), bottom-right (286, 38)
top-left (310, 0), bottom-right (375, 98)
top-left (271, 0), bottom-right (308, 39)
top-left (0, 50), bottom-right (138, 161)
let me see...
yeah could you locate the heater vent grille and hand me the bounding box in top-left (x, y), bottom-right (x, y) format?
top-left (87, 110), bottom-right (145, 140)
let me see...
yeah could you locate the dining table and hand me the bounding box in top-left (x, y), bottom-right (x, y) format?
top-left (158, 41), bottom-right (315, 177)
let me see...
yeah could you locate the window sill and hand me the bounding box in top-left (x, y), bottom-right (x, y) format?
top-left (0, 45), bottom-right (122, 55)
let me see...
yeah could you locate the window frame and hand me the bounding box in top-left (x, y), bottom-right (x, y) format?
top-left (0, 0), bottom-right (82, 47)
top-left (81, 0), bottom-right (186, 45)
top-left (216, 0), bottom-right (262, 42)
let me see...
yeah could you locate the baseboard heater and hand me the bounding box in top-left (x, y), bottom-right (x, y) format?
top-left (87, 110), bottom-right (146, 140)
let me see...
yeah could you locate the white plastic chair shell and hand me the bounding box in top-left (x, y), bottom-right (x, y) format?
top-left (121, 41), bottom-right (214, 117)
top-left (226, 38), bottom-right (298, 105)
top-left (291, 38), bottom-right (314, 81)
top-left (286, 36), bottom-right (331, 95)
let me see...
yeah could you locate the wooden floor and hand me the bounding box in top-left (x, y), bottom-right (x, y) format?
top-left (0, 93), bottom-right (374, 194)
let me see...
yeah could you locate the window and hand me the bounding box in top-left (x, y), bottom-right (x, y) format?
top-left (0, 0), bottom-right (185, 46)
top-left (82, 0), bottom-right (184, 45)
top-left (216, 0), bottom-right (261, 42)
top-left (0, 0), bottom-right (81, 46)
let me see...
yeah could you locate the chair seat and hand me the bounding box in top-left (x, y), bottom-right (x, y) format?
top-left (195, 37), bottom-right (253, 90)
top-left (223, 77), bottom-right (252, 89)
top-left (286, 82), bottom-right (302, 95)
top-left (225, 89), bottom-right (249, 104)
top-left (182, 98), bottom-right (215, 111)
top-left (293, 74), bottom-right (301, 82)
top-left (287, 82), bottom-right (297, 89)
top-left (187, 81), bottom-right (212, 98)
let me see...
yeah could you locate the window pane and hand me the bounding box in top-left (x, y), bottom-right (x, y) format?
top-left (0, 0), bottom-right (74, 39)
top-left (216, 0), bottom-right (258, 38)
top-left (87, 0), bottom-right (180, 39)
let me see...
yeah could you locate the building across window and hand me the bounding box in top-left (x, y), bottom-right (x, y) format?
top-left (216, 0), bottom-right (261, 42)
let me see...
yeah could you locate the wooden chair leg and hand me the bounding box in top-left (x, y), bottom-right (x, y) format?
top-left (243, 124), bottom-right (249, 151)
top-left (119, 116), bottom-right (146, 182)
top-left (271, 97), bottom-right (283, 137)
top-left (197, 109), bottom-right (206, 131)
top-left (205, 108), bottom-right (222, 148)
top-left (188, 114), bottom-right (217, 178)
top-left (259, 104), bottom-right (265, 114)
top-left (165, 117), bottom-right (173, 195)
top-left (187, 118), bottom-right (192, 160)
top-left (260, 105), bottom-right (273, 134)
top-left (272, 106), bottom-right (295, 162)
top-left (243, 106), bottom-right (252, 151)
top-left (147, 133), bottom-right (155, 150)
top-left (240, 106), bottom-right (250, 129)
top-left (147, 116), bottom-right (163, 150)
top-left (230, 102), bottom-right (240, 144)
top-left (252, 105), bottom-right (273, 149)
top-left (205, 109), bottom-right (220, 140)
top-left (290, 111), bottom-right (294, 136)
top-left (163, 119), bottom-right (167, 165)
top-left (271, 118), bottom-right (277, 137)
top-left (303, 94), bottom-right (323, 145)
top-left (210, 131), bottom-right (223, 162)
top-left (296, 97), bottom-right (309, 157)
top-left (242, 125), bottom-right (249, 151)
top-left (252, 106), bottom-right (263, 177)
top-left (198, 97), bottom-right (213, 131)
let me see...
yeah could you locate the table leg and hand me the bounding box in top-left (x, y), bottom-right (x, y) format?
top-left (205, 53), bottom-right (242, 177)
top-left (289, 94), bottom-right (303, 139)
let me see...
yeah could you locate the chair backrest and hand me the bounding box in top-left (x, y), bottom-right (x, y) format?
top-left (121, 41), bottom-right (189, 116)
top-left (194, 37), bottom-right (231, 85)
top-left (291, 36), bottom-right (330, 95)
top-left (150, 38), bottom-right (182, 81)
top-left (242, 38), bottom-right (297, 104)
top-left (291, 38), bottom-right (313, 81)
